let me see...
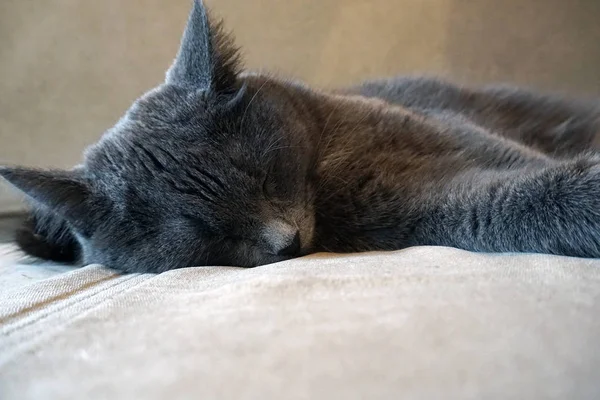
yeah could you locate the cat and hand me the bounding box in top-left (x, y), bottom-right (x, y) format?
top-left (2, 0), bottom-right (600, 273)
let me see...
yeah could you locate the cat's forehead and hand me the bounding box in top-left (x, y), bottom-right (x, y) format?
top-left (89, 86), bottom-right (214, 150)
top-left (128, 84), bottom-right (210, 124)
top-left (83, 118), bottom-right (255, 194)
top-left (85, 126), bottom-right (210, 178)
top-left (82, 76), bottom-right (292, 186)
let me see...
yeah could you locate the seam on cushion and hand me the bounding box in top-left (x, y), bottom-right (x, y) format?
top-left (0, 273), bottom-right (151, 334)
top-left (0, 265), bottom-right (120, 318)
top-left (0, 274), bottom-right (119, 326)
top-left (0, 273), bottom-right (156, 364)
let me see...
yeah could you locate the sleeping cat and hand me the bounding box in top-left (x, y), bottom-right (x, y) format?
top-left (2, 0), bottom-right (600, 273)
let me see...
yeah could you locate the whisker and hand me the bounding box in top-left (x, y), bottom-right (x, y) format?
top-left (261, 135), bottom-right (284, 159)
top-left (240, 77), bottom-right (271, 132)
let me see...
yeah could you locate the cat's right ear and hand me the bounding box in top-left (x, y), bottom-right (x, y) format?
top-left (165, 0), bottom-right (241, 95)
top-left (0, 166), bottom-right (101, 235)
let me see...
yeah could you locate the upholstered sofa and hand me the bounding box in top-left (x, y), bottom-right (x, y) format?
top-left (1, 1), bottom-right (599, 398)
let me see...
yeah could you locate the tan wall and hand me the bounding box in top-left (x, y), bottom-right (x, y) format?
top-left (1, 0), bottom-right (599, 211)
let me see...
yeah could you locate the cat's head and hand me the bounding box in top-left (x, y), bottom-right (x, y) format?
top-left (0, 0), bottom-right (319, 272)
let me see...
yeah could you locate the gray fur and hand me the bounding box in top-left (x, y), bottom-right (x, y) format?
top-left (3, 0), bottom-right (600, 272)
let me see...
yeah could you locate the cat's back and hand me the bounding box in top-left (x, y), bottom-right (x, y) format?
top-left (343, 76), bottom-right (600, 157)
top-left (344, 76), bottom-right (590, 114)
top-left (344, 76), bottom-right (467, 112)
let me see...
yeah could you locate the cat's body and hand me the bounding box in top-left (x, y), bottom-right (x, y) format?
top-left (3, 1), bottom-right (600, 272)
top-left (316, 77), bottom-right (600, 255)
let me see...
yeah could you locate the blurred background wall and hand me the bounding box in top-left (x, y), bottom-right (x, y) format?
top-left (1, 0), bottom-right (600, 212)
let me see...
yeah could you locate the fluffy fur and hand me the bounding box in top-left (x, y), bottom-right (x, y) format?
top-left (3, 0), bottom-right (600, 272)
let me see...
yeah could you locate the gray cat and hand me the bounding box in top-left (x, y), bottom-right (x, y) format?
top-left (2, 0), bottom-right (600, 273)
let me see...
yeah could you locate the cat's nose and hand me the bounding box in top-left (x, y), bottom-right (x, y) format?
top-left (277, 231), bottom-right (301, 256)
top-left (263, 220), bottom-right (302, 257)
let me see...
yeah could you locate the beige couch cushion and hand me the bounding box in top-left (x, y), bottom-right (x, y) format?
top-left (1, 245), bottom-right (599, 399)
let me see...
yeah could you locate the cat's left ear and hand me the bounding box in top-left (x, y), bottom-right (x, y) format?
top-left (0, 166), bottom-right (101, 234)
top-left (165, 0), bottom-right (241, 95)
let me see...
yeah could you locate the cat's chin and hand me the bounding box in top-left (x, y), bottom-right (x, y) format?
top-left (255, 255), bottom-right (295, 266)
top-left (258, 247), bottom-right (313, 267)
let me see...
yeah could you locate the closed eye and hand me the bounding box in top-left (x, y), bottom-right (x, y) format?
top-left (180, 213), bottom-right (217, 235)
top-left (263, 175), bottom-right (278, 198)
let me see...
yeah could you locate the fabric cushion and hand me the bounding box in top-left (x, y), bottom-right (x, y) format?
top-left (1, 244), bottom-right (599, 399)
